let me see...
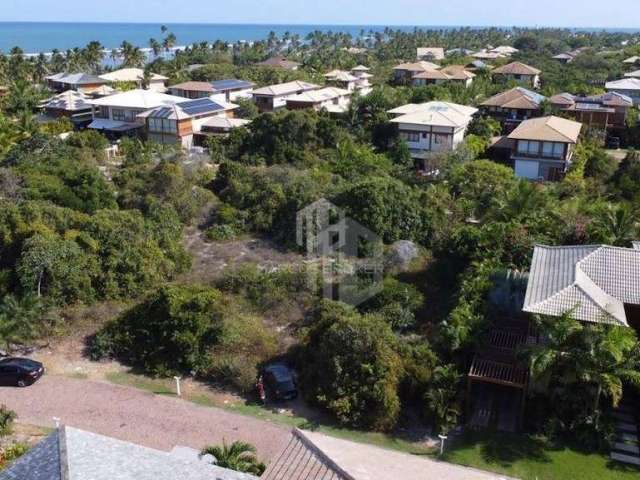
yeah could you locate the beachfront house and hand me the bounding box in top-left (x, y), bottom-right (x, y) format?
top-left (392, 61), bottom-right (440, 83)
top-left (549, 92), bottom-right (633, 131)
top-left (606, 78), bottom-right (640, 105)
top-left (252, 81), bottom-right (320, 112)
top-left (492, 62), bottom-right (541, 88)
top-left (479, 87), bottom-right (546, 131)
top-left (412, 65), bottom-right (476, 88)
top-left (86, 89), bottom-right (187, 138)
top-left (388, 101), bottom-right (478, 169)
top-left (285, 87), bottom-right (352, 113)
top-left (99, 68), bottom-right (168, 92)
top-left (508, 116), bottom-right (582, 181)
top-left (416, 47), bottom-right (445, 62)
top-left (45, 72), bottom-right (111, 95)
top-left (40, 90), bottom-right (94, 127)
top-left (138, 97), bottom-right (238, 148)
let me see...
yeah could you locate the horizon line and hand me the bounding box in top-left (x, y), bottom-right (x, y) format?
top-left (0, 20), bottom-right (638, 30)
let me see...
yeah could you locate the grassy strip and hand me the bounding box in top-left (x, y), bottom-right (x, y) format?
top-left (104, 371), bottom-right (432, 455)
top-left (442, 431), bottom-right (640, 480)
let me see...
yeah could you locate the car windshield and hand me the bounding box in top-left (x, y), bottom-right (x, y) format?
top-left (276, 379), bottom-right (295, 391)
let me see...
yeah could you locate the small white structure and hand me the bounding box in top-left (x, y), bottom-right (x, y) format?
top-left (388, 101), bottom-right (478, 166)
top-left (252, 81), bottom-right (320, 112)
top-left (508, 116), bottom-right (582, 181)
top-left (606, 78), bottom-right (640, 105)
top-left (86, 89), bottom-right (187, 136)
top-left (324, 65), bottom-right (372, 95)
top-left (416, 47), bottom-right (445, 62)
top-left (99, 68), bottom-right (168, 92)
top-left (285, 87), bottom-right (352, 113)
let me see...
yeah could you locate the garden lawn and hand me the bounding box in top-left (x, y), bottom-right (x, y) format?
top-left (442, 432), bottom-right (640, 480)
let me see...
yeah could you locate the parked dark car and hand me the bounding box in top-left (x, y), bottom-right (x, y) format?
top-left (0, 358), bottom-right (44, 387)
top-left (262, 364), bottom-right (297, 401)
top-left (607, 136), bottom-right (621, 149)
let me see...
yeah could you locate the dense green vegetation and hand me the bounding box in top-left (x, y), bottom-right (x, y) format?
top-left (1, 27), bottom-right (640, 479)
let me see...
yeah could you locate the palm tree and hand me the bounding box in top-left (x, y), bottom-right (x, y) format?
top-left (589, 204), bottom-right (639, 247)
top-left (200, 440), bottom-right (265, 475)
top-left (162, 33), bottom-right (177, 52)
top-left (149, 38), bottom-right (162, 58)
top-left (83, 41), bottom-right (104, 72)
top-left (425, 364), bottom-right (461, 435)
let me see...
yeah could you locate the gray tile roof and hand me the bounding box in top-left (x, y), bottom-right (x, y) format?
top-left (523, 245), bottom-right (640, 325)
top-left (262, 430), bottom-right (349, 480)
top-left (1, 427), bottom-right (257, 480)
top-left (0, 428), bottom-right (62, 480)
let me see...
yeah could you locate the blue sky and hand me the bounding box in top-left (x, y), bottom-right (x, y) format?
top-left (2, 0), bottom-right (639, 28)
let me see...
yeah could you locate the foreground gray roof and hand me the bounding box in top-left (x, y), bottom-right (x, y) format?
top-left (523, 244), bottom-right (640, 325)
top-left (0, 428), bottom-right (62, 480)
top-left (0, 426), bottom-right (256, 480)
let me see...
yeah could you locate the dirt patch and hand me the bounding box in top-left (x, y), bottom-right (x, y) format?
top-left (180, 227), bottom-right (304, 284)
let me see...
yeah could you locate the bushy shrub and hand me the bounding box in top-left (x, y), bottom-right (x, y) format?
top-left (298, 300), bottom-right (403, 431)
top-left (0, 405), bottom-right (17, 437)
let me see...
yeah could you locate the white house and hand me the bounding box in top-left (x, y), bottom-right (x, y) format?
top-left (324, 66), bottom-right (372, 95)
top-left (412, 65), bottom-right (475, 88)
top-left (606, 78), bottom-right (640, 105)
top-left (210, 79), bottom-right (255, 102)
top-left (388, 101), bottom-right (478, 168)
top-left (252, 81), bottom-right (320, 112)
top-left (285, 87), bottom-right (352, 113)
top-left (99, 68), bottom-right (168, 92)
top-left (508, 116), bottom-right (582, 181)
top-left (492, 62), bottom-right (542, 89)
top-left (86, 89), bottom-right (187, 137)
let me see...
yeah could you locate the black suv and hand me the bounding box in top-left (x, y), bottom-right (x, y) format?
top-left (0, 358), bottom-right (44, 387)
top-left (262, 364), bottom-right (298, 401)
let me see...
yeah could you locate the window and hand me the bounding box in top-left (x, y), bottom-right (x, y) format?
top-left (401, 131), bottom-right (420, 142)
top-left (148, 118), bottom-right (177, 134)
top-left (542, 142), bottom-right (564, 159)
top-left (112, 108), bottom-right (125, 121)
top-left (517, 140), bottom-right (540, 156)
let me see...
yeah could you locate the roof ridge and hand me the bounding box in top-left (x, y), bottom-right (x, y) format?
top-left (58, 426), bottom-right (70, 480)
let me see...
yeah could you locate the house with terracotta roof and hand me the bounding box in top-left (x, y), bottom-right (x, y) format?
top-left (412, 65), bottom-right (476, 88)
top-left (252, 81), bottom-right (320, 112)
top-left (137, 97), bottom-right (238, 148)
top-left (492, 62), bottom-right (541, 88)
top-left (606, 78), bottom-right (640, 105)
top-left (169, 81), bottom-right (217, 99)
top-left (416, 47), bottom-right (445, 62)
top-left (479, 87), bottom-right (546, 131)
top-left (285, 87), bottom-right (352, 113)
top-left (508, 115), bottom-right (582, 181)
top-left (256, 56), bottom-right (301, 70)
top-left (549, 91), bottom-right (633, 131)
top-left (392, 61), bottom-right (440, 83)
top-left (388, 101), bottom-right (478, 168)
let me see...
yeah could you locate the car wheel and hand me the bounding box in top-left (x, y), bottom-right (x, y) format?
top-left (17, 379), bottom-right (27, 388)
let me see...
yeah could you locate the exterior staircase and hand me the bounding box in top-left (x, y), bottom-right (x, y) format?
top-left (610, 394), bottom-right (640, 466)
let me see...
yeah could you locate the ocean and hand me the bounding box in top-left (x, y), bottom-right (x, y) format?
top-left (2, 22), bottom-right (640, 55)
top-left (0, 22), bottom-right (417, 54)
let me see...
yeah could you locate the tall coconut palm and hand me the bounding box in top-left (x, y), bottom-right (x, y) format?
top-left (149, 38), bottom-right (162, 58)
top-left (162, 33), bottom-right (177, 52)
top-left (200, 440), bottom-right (265, 475)
top-left (83, 41), bottom-right (104, 72)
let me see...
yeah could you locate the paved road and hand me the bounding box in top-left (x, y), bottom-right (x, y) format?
top-left (0, 375), bottom-right (290, 460)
